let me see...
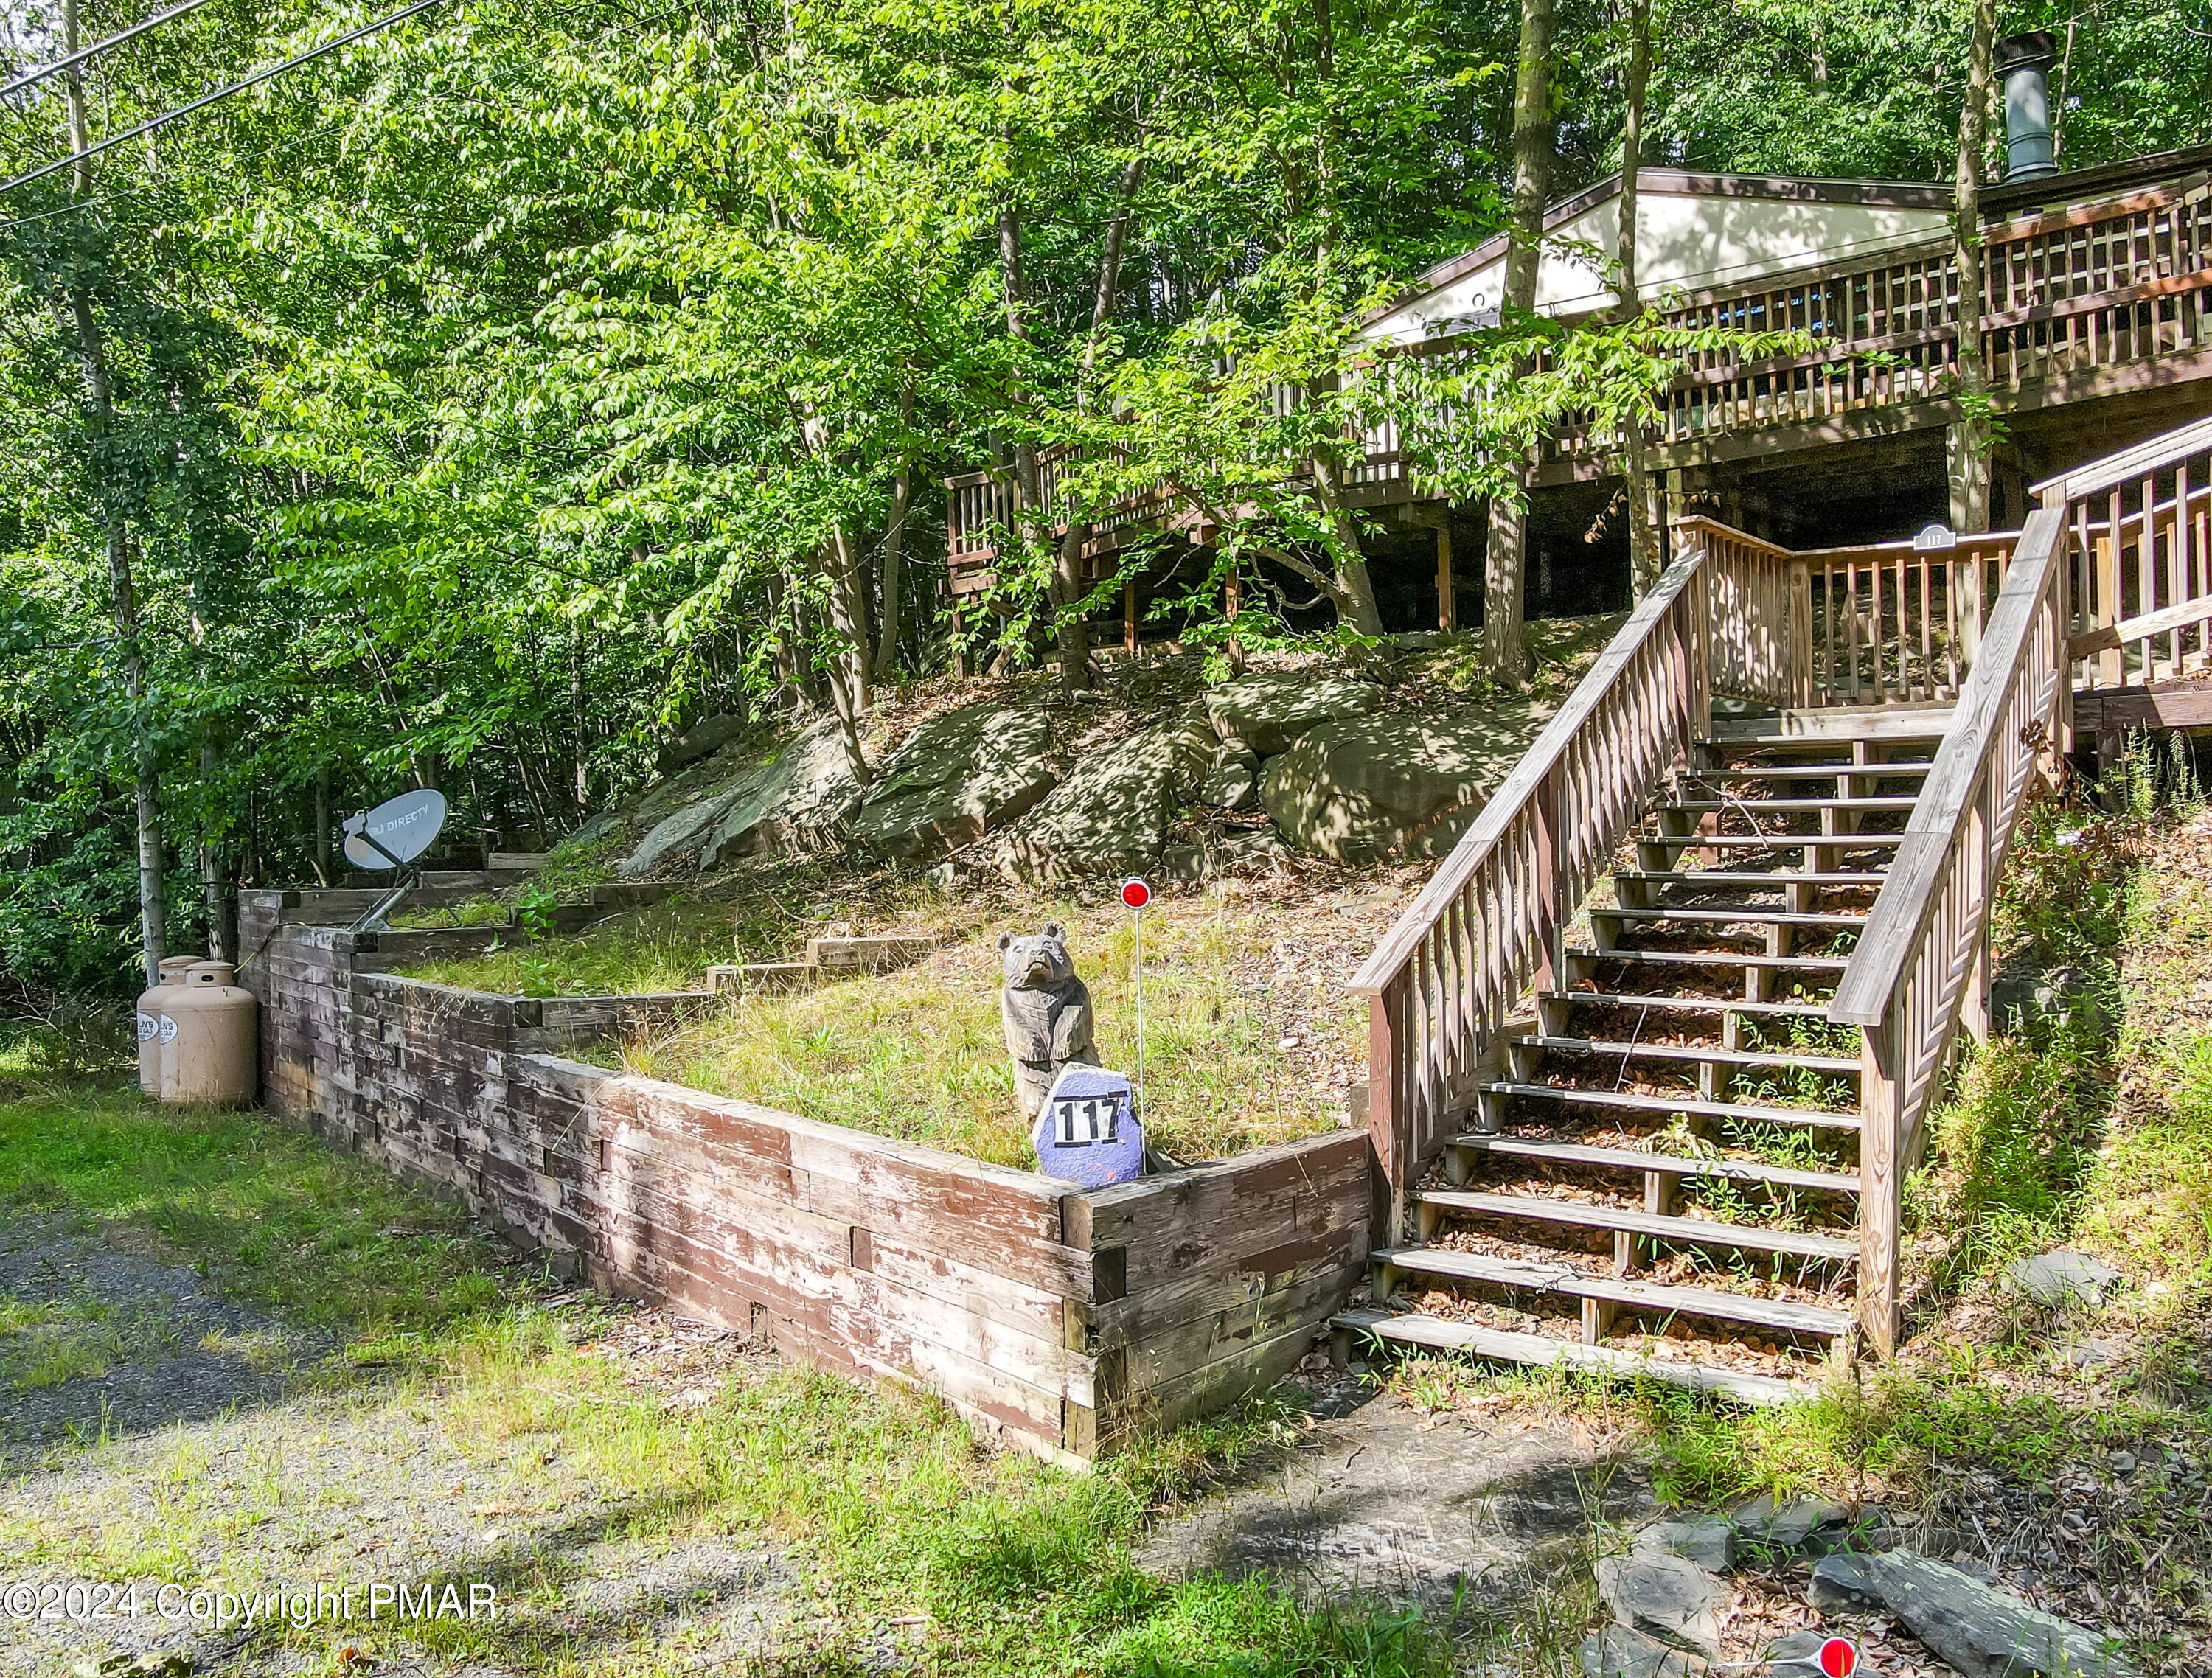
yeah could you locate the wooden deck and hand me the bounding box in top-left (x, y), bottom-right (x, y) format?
top-left (945, 150), bottom-right (2212, 593)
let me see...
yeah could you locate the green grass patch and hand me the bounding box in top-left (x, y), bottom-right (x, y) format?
top-left (0, 1084), bottom-right (511, 1336)
top-left (622, 904), bottom-right (1363, 1169)
top-left (0, 1082), bottom-right (1467, 1676)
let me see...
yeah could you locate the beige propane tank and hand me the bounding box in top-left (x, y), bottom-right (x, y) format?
top-left (136, 955), bottom-right (201, 1098)
top-left (159, 961), bottom-right (258, 1107)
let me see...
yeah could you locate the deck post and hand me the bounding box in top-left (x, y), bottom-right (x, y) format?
top-left (1367, 977), bottom-right (1407, 1247)
top-left (1857, 1016), bottom-right (1903, 1359)
top-left (1123, 581), bottom-right (1138, 655)
top-left (1436, 524), bottom-right (1456, 631)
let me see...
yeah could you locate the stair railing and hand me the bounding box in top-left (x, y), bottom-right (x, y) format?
top-left (1352, 543), bottom-right (1715, 1242)
top-left (1828, 505), bottom-right (2071, 1357)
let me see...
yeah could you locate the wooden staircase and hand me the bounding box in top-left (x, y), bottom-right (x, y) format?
top-left (1335, 718), bottom-right (1948, 1402)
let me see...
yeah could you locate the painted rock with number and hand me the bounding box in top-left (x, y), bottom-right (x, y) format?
top-left (1032, 1065), bottom-right (1144, 1187)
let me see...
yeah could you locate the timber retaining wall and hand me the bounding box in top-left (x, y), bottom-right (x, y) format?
top-left (242, 899), bottom-right (1373, 1463)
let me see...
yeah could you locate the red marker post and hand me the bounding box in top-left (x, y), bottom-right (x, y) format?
top-left (1818, 1637), bottom-right (1857, 1678)
top-left (1120, 879), bottom-right (1151, 1121)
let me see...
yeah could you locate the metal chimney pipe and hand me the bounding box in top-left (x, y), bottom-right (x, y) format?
top-left (1995, 31), bottom-right (2061, 181)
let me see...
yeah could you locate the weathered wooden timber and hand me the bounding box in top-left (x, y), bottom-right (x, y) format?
top-left (242, 897), bottom-right (1371, 1463)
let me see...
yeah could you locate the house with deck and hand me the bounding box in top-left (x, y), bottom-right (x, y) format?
top-left (943, 54), bottom-right (2212, 1399)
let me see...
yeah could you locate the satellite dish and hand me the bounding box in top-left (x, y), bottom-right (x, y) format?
top-left (344, 788), bottom-right (448, 871)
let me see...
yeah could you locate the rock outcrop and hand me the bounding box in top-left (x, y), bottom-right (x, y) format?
top-left (1203, 670), bottom-right (1384, 756)
top-left (998, 719), bottom-right (1213, 880)
top-left (1259, 709), bottom-right (1540, 864)
top-left (847, 703), bottom-right (1057, 861)
top-left (619, 717), bottom-right (863, 877)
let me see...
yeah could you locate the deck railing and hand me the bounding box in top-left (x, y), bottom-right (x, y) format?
top-left (1679, 518), bottom-right (2023, 710)
top-left (1349, 545), bottom-right (1714, 1241)
top-left (2056, 411), bottom-right (2212, 694)
top-left (1826, 506), bottom-right (2070, 1357)
top-left (946, 173), bottom-right (2212, 573)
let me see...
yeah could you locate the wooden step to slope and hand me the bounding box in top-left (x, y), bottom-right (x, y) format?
top-left (1703, 706), bottom-right (1953, 745)
top-left (1475, 1081), bottom-right (1862, 1131)
top-left (1688, 762), bottom-right (1932, 782)
top-left (1593, 905), bottom-right (1868, 933)
top-left (1642, 832), bottom-right (1905, 850)
top-left (1412, 1188), bottom-right (1860, 1261)
top-left (1503, 1031), bottom-right (1860, 1076)
top-left (1660, 796), bottom-right (1921, 816)
top-left (1448, 1132), bottom-right (1860, 1194)
top-left (1371, 1247), bottom-right (1855, 1337)
top-left (1329, 1307), bottom-right (1806, 1404)
top-left (1613, 868), bottom-right (1891, 890)
top-left (1540, 989), bottom-right (1843, 1022)
top-left (1570, 947), bottom-right (1853, 975)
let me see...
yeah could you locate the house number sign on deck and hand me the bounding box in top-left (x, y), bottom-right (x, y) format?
top-left (1033, 1065), bottom-right (1144, 1187)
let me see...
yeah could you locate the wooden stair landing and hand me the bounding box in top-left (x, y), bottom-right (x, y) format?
top-left (1335, 724), bottom-right (1924, 1402)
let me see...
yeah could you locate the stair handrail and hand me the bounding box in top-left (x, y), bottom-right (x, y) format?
top-left (1352, 543), bottom-right (1714, 1240)
top-left (1827, 504), bottom-right (2071, 1357)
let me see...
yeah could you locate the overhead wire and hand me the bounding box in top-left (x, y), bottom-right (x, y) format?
top-left (0, 0), bottom-right (211, 102)
top-left (0, 0), bottom-right (448, 198)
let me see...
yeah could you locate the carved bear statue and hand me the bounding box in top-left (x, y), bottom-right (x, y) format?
top-left (998, 923), bottom-right (1099, 1117)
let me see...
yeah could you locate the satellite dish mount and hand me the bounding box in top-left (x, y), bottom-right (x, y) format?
top-left (342, 788), bottom-right (448, 931)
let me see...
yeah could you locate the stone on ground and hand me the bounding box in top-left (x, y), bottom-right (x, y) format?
top-left (1579, 1624), bottom-right (1708, 1678)
top-left (1729, 1492), bottom-right (1847, 1552)
top-left (1863, 1548), bottom-right (2140, 1677)
top-left (1203, 670), bottom-right (1384, 756)
top-left (1635, 1514), bottom-right (1733, 1572)
top-left (998, 719), bottom-right (1211, 880)
top-left (1260, 706), bottom-right (1548, 864)
top-left (847, 703), bottom-right (1057, 860)
top-left (2006, 1250), bottom-right (2123, 1308)
top-left (1594, 1551), bottom-right (1722, 1653)
top-left (1805, 1550), bottom-right (1883, 1612)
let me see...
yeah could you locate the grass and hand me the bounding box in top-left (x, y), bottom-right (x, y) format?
top-left (401, 878), bottom-right (1368, 1169)
top-left (0, 1063), bottom-right (1470, 1677)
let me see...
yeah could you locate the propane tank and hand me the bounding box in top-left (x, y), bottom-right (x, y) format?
top-left (159, 961), bottom-right (258, 1107)
top-left (136, 955), bottom-right (201, 1098)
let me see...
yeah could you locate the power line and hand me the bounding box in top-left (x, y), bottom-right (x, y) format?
top-left (0, 0), bottom-right (448, 198)
top-left (0, 0), bottom-right (212, 102)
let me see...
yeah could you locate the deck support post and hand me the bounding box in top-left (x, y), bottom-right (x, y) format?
top-left (1123, 581), bottom-right (1138, 655)
top-left (1858, 1017), bottom-right (1903, 1359)
top-left (1436, 524), bottom-right (1457, 631)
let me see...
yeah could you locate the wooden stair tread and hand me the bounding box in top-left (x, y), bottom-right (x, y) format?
top-left (1662, 796), bottom-right (1920, 814)
top-left (1614, 869), bottom-right (1890, 888)
top-left (1652, 832), bottom-right (1905, 848)
top-left (1691, 763), bottom-right (1931, 780)
top-left (1478, 1080), bottom-right (1862, 1130)
top-left (1542, 989), bottom-right (1841, 1020)
top-left (1332, 1309), bottom-right (1807, 1405)
top-left (1450, 1130), bottom-right (1861, 1193)
top-left (1373, 1247), bottom-right (1855, 1334)
top-left (1579, 947), bottom-right (1853, 972)
top-left (1704, 707), bottom-right (1954, 745)
top-left (1412, 1188), bottom-right (1860, 1259)
top-left (1506, 1031), bottom-right (1860, 1073)
top-left (1595, 906), bottom-right (1867, 929)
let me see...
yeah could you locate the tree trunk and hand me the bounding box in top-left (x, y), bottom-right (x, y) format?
top-left (815, 536), bottom-right (874, 786)
top-left (874, 380), bottom-right (914, 686)
top-left (1484, 0), bottom-right (1554, 686)
top-left (1308, 430), bottom-right (1389, 639)
top-left (1948, 0), bottom-right (1997, 533)
top-left (63, 0), bottom-right (164, 984)
top-left (1618, 0), bottom-right (1664, 597)
top-left (313, 762), bottom-right (333, 887)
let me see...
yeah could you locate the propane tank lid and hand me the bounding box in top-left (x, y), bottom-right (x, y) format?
top-left (158, 955), bottom-right (201, 981)
top-left (187, 961), bottom-right (238, 986)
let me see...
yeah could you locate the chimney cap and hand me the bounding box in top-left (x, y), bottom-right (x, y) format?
top-left (1995, 30), bottom-right (2060, 73)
